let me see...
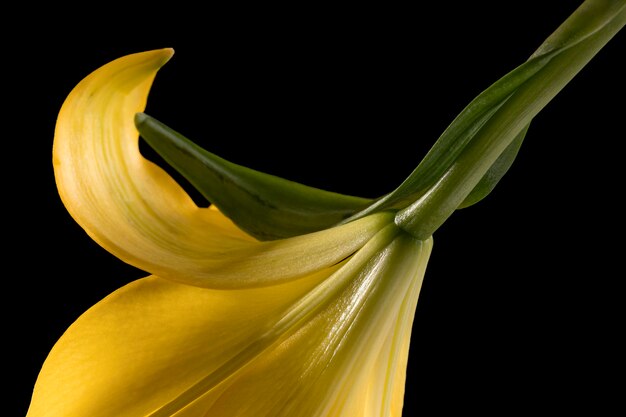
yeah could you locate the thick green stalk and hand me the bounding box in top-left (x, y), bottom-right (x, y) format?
top-left (396, 0), bottom-right (625, 239)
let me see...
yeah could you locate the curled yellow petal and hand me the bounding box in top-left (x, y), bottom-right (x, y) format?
top-left (27, 224), bottom-right (432, 417)
top-left (53, 49), bottom-right (392, 288)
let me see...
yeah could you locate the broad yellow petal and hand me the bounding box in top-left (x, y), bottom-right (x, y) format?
top-left (164, 226), bottom-right (430, 417)
top-left (27, 225), bottom-right (432, 417)
top-left (26, 267), bottom-right (338, 417)
top-left (53, 49), bottom-right (392, 288)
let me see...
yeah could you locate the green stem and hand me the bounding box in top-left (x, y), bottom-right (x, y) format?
top-left (396, 0), bottom-right (625, 239)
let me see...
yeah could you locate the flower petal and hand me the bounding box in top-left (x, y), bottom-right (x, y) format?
top-left (27, 226), bottom-right (432, 417)
top-left (26, 267), bottom-right (338, 417)
top-left (222, 228), bottom-right (431, 417)
top-left (53, 49), bottom-right (392, 288)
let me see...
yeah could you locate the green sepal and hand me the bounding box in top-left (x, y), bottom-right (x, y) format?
top-left (135, 113), bottom-right (372, 241)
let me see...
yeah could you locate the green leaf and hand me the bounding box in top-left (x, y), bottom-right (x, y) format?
top-left (457, 123), bottom-right (529, 209)
top-left (135, 113), bottom-right (373, 240)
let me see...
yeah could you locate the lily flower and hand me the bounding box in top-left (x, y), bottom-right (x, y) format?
top-left (28, 49), bottom-right (432, 417)
top-left (27, 2), bottom-right (624, 416)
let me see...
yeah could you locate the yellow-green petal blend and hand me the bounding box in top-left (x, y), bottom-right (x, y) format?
top-left (28, 225), bottom-right (432, 416)
top-left (52, 49), bottom-right (391, 289)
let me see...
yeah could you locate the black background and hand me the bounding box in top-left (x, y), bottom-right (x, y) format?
top-left (10, 2), bottom-right (624, 415)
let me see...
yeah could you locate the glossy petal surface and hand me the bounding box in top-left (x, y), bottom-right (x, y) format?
top-left (28, 226), bottom-right (432, 417)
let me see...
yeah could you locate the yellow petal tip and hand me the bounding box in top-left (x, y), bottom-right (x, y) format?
top-left (136, 47), bottom-right (175, 70)
top-left (156, 47), bottom-right (175, 63)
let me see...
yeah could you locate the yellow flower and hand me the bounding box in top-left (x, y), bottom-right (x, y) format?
top-left (28, 3), bottom-right (625, 415)
top-left (28, 49), bottom-right (432, 417)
